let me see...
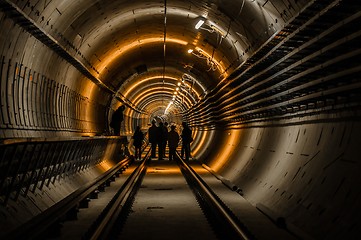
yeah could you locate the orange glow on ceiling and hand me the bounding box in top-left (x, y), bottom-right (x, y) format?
top-left (96, 38), bottom-right (188, 75)
top-left (123, 75), bottom-right (202, 104)
top-left (128, 87), bottom-right (175, 112)
top-left (123, 75), bottom-right (179, 97)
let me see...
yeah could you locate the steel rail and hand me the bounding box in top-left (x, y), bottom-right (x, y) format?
top-left (81, 151), bottom-right (253, 240)
top-left (85, 150), bottom-right (151, 240)
top-left (176, 155), bottom-right (253, 240)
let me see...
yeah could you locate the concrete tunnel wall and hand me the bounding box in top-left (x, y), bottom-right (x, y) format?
top-left (1, 0), bottom-right (361, 239)
top-left (197, 118), bottom-right (361, 239)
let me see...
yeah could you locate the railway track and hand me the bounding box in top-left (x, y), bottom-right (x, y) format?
top-left (3, 149), bottom-right (296, 240)
top-left (86, 153), bottom-right (254, 240)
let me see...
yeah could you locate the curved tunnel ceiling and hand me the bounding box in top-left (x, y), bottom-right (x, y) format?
top-left (43, 0), bottom-right (283, 120)
top-left (2, 1), bottom-right (361, 238)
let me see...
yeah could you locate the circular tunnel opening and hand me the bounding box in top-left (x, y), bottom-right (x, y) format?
top-left (1, 1), bottom-right (361, 239)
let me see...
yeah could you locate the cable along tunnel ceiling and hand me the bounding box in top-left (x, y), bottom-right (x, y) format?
top-left (32, 0), bottom-right (289, 120)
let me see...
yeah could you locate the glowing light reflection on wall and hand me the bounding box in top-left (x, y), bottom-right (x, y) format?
top-left (98, 160), bottom-right (112, 171)
top-left (209, 130), bottom-right (242, 172)
top-left (78, 80), bottom-right (99, 135)
top-left (191, 129), bottom-right (213, 158)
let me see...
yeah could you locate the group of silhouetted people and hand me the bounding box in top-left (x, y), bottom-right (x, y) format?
top-left (110, 107), bottom-right (192, 161)
top-left (148, 120), bottom-right (192, 161)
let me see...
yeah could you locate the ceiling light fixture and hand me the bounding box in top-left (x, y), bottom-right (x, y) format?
top-left (195, 19), bottom-right (205, 29)
top-left (195, 17), bottom-right (225, 37)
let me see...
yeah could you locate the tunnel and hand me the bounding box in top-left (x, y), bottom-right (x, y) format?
top-left (0, 0), bottom-right (361, 239)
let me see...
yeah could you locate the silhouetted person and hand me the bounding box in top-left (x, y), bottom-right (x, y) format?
top-left (148, 121), bottom-right (158, 158)
top-left (181, 122), bottom-right (192, 161)
top-left (161, 122), bottom-right (168, 158)
top-left (157, 122), bottom-right (167, 160)
top-left (132, 126), bottom-right (144, 160)
top-left (110, 105), bottom-right (125, 135)
top-left (167, 125), bottom-right (179, 161)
